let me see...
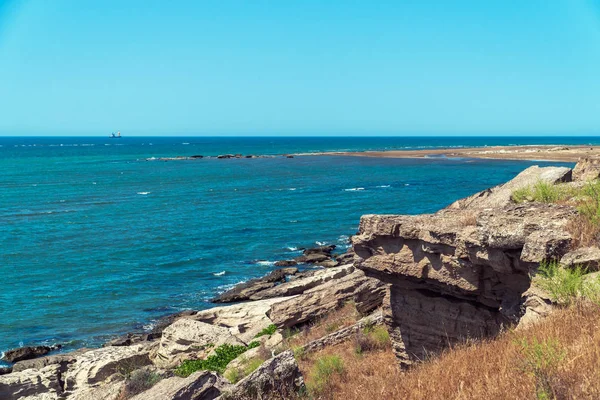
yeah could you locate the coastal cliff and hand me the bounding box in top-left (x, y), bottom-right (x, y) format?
top-left (3, 160), bottom-right (600, 399)
top-left (353, 164), bottom-right (594, 366)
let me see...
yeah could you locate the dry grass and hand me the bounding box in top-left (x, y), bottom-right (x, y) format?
top-left (297, 302), bottom-right (600, 400)
top-left (284, 302), bottom-right (361, 349)
top-left (459, 212), bottom-right (478, 227)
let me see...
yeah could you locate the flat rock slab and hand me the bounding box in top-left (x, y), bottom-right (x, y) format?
top-left (130, 370), bottom-right (231, 400)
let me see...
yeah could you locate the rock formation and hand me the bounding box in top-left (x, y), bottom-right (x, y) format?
top-left (353, 165), bottom-right (580, 366)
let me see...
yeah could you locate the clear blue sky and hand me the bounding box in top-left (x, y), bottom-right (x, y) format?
top-left (1, 0), bottom-right (599, 136)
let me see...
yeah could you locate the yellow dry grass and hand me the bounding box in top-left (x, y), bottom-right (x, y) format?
top-left (298, 302), bottom-right (600, 400)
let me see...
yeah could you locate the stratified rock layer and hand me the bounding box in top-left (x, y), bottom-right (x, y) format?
top-left (353, 166), bottom-right (577, 366)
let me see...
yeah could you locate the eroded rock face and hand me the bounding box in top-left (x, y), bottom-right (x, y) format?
top-left (573, 157), bottom-right (600, 181)
top-left (1, 345), bottom-right (60, 364)
top-left (211, 268), bottom-right (298, 303)
top-left (560, 247), bottom-right (600, 271)
top-left (353, 166), bottom-right (577, 366)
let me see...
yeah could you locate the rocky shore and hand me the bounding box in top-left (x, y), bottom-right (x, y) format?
top-left (3, 158), bottom-right (600, 399)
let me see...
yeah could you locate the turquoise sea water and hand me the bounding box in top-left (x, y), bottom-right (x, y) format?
top-left (0, 136), bottom-right (594, 362)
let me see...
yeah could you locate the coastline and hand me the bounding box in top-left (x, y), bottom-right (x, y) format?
top-left (314, 144), bottom-right (599, 163)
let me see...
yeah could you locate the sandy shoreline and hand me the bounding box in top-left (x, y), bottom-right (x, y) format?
top-left (319, 145), bottom-right (600, 163)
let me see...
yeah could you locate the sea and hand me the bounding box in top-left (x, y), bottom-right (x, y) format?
top-left (0, 135), bottom-right (597, 363)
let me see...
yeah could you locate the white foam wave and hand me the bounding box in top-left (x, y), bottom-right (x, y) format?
top-left (213, 271), bottom-right (226, 276)
top-left (338, 235), bottom-right (350, 243)
top-left (344, 187), bottom-right (365, 192)
top-left (182, 142), bottom-right (190, 145)
top-left (405, 184), bottom-right (410, 186)
top-left (289, 220), bottom-right (298, 223)
top-left (287, 246), bottom-right (299, 251)
top-left (256, 260), bottom-right (275, 266)
top-left (137, 192), bottom-right (151, 195)
top-left (315, 241), bottom-right (327, 246)
top-left (376, 185), bottom-right (391, 188)
top-left (288, 188), bottom-right (296, 191)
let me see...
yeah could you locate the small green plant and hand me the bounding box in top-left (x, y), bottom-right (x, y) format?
top-left (534, 261), bottom-right (589, 305)
top-left (511, 181), bottom-right (572, 204)
top-left (369, 326), bottom-right (391, 347)
top-left (254, 324), bottom-right (277, 338)
top-left (325, 321), bottom-right (342, 333)
top-left (283, 326), bottom-right (300, 339)
top-left (174, 343), bottom-right (253, 377)
top-left (247, 341), bottom-right (260, 349)
top-left (517, 338), bottom-right (566, 400)
top-left (224, 368), bottom-right (241, 384)
top-left (307, 355), bottom-right (345, 395)
top-left (292, 345), bottom-right (306, 361)
top-left (242, 357), bottom-right (265, 376)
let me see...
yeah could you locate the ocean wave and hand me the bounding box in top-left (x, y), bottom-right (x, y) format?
top-left (338, 235), bottom-right (350, 243)
top-left (137, 192), bottom-right (151, 195)
top-left (376, 185), bottom-right (391, 188)
top-left (213, 271), bottom-right (226, 276)
top-left (286, 246), bottom-right (299, 251)
top-left (344, 187), bottom-right (365, 192)
top-left (288, 188), bottom-right (296, 191)
top-left (255, 260), bottom-right (275, 266)
top-left (182, 142), bottom-right (190, 145)
top-left (315, 241), bottom-right (328, 246)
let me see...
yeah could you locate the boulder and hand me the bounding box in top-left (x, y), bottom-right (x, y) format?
top-left (573, 157), bottom-right (600, 181)
top-left (269, 269), bottom-right (386, 328)
top-left (560, 247), bottom-right (600, 271)
top-left (448, 165), bottom-right (572, 210)
top-left (0, 367), bottom-right (12, 375)
top-left (296, 253), bottom-right (330, 264)
top-left (105, 332), bottom-right (160, 347)
top-left (190, 298), bottom-right (289, 344)
top-left (152, 310), bottom-right (198, 336)
top-left (212, 268), bottom-right (298, 303)
top-left (2, 345), bottom-right (61, 363)
top-left (273, 260), bottom-right (297, 267)
top-left (217, 351), bottom-right (303, 400)
top-left (0, 364), bottom-right (62, 400)
top-left (64, 343), bottom-right (153, 393)
top-left (303, 245), bottom-right (336, 256)
top-left (153, 320), bottom-right (244, 368)
top-left (130, 370), bottom-right (231, 400)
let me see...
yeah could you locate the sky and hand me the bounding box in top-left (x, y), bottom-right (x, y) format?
top-left (0, 0), bottom-right (600, 136)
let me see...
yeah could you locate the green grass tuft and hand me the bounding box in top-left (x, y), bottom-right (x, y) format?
top-left (307, 355), bottom-right (345, 395)
top-left (535, 261), bottom-right (590, 305)
top-left (254, 324), bottom-right (278, 338)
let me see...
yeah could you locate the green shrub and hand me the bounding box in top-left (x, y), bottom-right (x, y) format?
top-left (174, 343), bottom-right (252, 377)
top-left (254, 324), bottom-right (277, 338)
top-left (307, 355), bottom-right (345, 395)
top-left (247, 341), bottom-right (260, 349)
top-left (224, 368), bottom-right (241, 384)
top-left (369, 326), bottom-right (390, 347)
top-left (292, 345), bottom-right (306, 361)
top-left (534, 261), bottom-right (589, 305)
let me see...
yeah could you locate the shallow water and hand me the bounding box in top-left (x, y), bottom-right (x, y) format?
top-left (0, 136), bottom-right (589, 360)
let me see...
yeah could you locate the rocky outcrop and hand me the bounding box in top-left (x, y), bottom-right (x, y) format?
top-left (212, 268), bottom-right (298, 303)
top-left (269, 269), bottom-right (386, 328)
top-left (1, 345), bottom-right (61, 363)
top-left (130, 370), bottom-right (231, 400)
top-left (153, 320), bottom-right (245, 368)
top-left (353, 165), bottom-right (577, 366)
top-left (217, 351), bottom-right (303, 400)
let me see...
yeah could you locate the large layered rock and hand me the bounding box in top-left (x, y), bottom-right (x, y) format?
top-left (153, 320), bottom-right (245, 368)
top-left (189, 298), bottom-right (288, 344)
top-left (212, 268), bottom-right (298, 303)
top-left (560, 247), bottom-right (600, 270)
top-left (353, 166), bottom-right (577, 366)
top-left (130, 370), bottom-right (231, 400)
top-left (269, 269), bottom-right (386, 328)
top-left (1, 345), bottom-right (60, 364)
top-left (573, 157), bottom-right (600, 181)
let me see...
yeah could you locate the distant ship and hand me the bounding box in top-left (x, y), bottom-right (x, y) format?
top-left (109, 131), bottom-right (122, 138)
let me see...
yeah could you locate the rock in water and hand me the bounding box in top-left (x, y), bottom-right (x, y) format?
top-left (1, 345), bottom-right (61, 363)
